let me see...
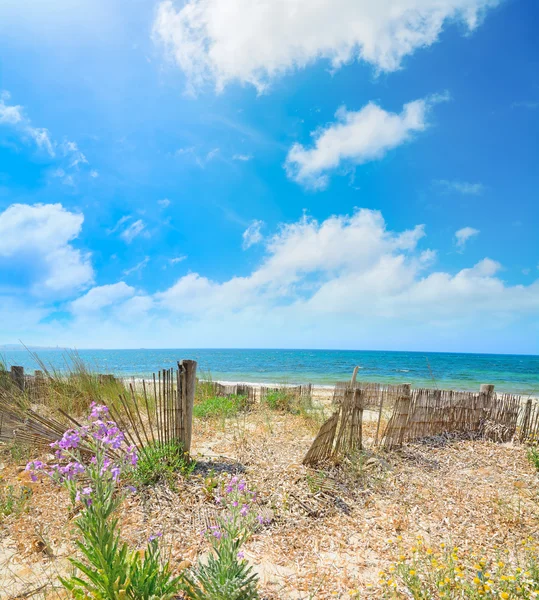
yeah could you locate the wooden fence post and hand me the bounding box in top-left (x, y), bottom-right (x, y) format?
top-left (178, 360), bottom-right (197, 453)
top-left (350, 366), bottom-right (359, 385)
top-left (396, 384), bottom-right (412, 448)
top-left (480, 384), bottom-right (495, 398)
top-left (10, 366), bottom-right (25, 392)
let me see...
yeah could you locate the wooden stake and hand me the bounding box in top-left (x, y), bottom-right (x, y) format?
top-left (10, 366), bottom-right (25, 392)
top-left (178, 360), bottom-right (197, 453)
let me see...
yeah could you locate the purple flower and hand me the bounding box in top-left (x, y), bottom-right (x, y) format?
top-left (25, 460), bottom-right (45, 482)
top-left (60, 461), bottom-right (85, 481)
top-left (111, 466), bottom-right (121, 481)
top-left (240, 504), bottom-right (249, 517)
top-left (124, 446), bottom-right (138, 466)
top-left (126, 485), bottom-right (137, 494)
top-left (149, 532), bottom-right (163, 542)
top-left (256, 515), bottom-right (264, 525)
top-left (232, 501), bottom-right (239, 508)
top-left (57, 429), bottom-right (81, 450)
top-left (75, 486), bottom-right (92, 506)
top-left (238, 480), bottom-right (246, 492)
top-left (90, 402), bottom-right (109, 420)
top-left (237, 551), bottom-right (245, 560)
top-left (100, 457), bottom-right (112, 475)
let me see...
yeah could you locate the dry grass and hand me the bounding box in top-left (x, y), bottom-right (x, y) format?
top-left (1, 401), bottom-right (539, 599)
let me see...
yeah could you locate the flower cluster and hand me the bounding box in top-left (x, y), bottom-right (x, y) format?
top-left (201, 474), bottom-right (269, 558)
top-left (376, 536), bottom-right (539, 599)
top-left (26, 403), bottom-right (138, 504)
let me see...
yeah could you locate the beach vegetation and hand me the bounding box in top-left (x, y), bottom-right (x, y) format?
top-left (0, 481), bottom-right (32, 522)
top-left (183, 475), bottom-right (260, 600)
top-left (527, 444), bottom-right (539, 472)
top-left (26, 403), bottom-right (183, 600)
top-left (193, 393), bottom-right (250, 420)
top-left (376, 536), bottom-right (539, 599)
top-left (263, 389), bottom-right (295, 412)
top-left (132, 438), bottom-right (196, 489)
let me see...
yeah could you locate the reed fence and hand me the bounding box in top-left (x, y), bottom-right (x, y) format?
top-left (0, 361), bottom-right (197, 455)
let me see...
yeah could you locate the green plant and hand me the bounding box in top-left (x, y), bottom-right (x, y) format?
top-left (527, 445), bottom-right (539, 472)
top-left (263, 389), bottom-right (295, 412)
top-left (194, 394), bottom-right (249, 420)
top-left (378, 536), bottom-right (539, 599)
top-left (133, 439), bottom-right (195, 489)
top-left (26, 403), bottom-right (182, 600)
top-left (183, 476), bottom-right (260, 600)
top-left (0, 481), bottom-right (32, 521)
top-left (306, 470), bottom-right (328, 494)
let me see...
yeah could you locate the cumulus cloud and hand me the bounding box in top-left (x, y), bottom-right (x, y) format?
top-left (242, 220), bottom-right (264, 249)
top-left (0, 203), bottom-right (93, 296)
top-left (2, 206), bottom-right (537, 352)
top-left (71, 282), bottom-right (135, 314)
top-left (158, 198), bottom-right (171, 208)
top-left (153, 0), bottom-right (500, 92)
top-left (435, 179), bottom-right (485, 195)
top-left (233, 154), bottom-right (253, 162)
top-left (455, 226), bottom-right (480, 250)
top-left (286, 99), bottom-right (431, 189)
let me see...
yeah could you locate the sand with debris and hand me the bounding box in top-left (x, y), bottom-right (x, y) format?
top-left (1, 405), bottom-right (538, 599)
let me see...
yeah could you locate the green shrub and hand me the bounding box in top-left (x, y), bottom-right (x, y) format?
top-left (527, 445), bottom-right (539, 472)
top-left (193, 395), bottom-right (249, 420)
top-left (133, 439), bottom-right (195, 488)
top-left (27, 404), bottom-right (183, 600)
top-left (183, 476), bottom-right (260, 600)
top-left (0, 482), bottom-right (32, 521)
top-left (262, 389), bottom-right (295, 412)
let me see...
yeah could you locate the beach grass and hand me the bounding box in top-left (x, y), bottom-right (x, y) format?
top-left (193, 393), bottom-right (250, 420)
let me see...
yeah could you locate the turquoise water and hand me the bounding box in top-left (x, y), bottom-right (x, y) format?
top-left (2, 348), bottom-right (538, 395)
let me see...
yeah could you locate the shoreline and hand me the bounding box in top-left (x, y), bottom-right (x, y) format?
top-left (128, 376), bottom-right (538, 398)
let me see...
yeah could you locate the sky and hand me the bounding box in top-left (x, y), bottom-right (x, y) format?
top-left (0, 0), bottom-right (538, 354)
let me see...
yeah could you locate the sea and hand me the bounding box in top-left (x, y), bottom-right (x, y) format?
top-left (1, 348), bottom-right (538, 395)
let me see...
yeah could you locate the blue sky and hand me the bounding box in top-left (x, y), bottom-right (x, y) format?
top-left (0, 0), bottom-right (538, 353)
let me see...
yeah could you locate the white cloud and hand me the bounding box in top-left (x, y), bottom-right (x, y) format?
top-left (169, 255), bottom-right (187, 265)
top-left (0, 91), bottom-right (55, 156)
top-left (4, 207), bottom-right (538, 353)
top-left (1, 91), bottom-right (94, 184)
top-left (242, 220), bottom-right (264, 249)
top-left (233, 154), bottom-right (253, 162)
top-left (435, 179), bottom-right (485, 195)
top-left (158, 198), bottom-right (171, 208)
top-left (71, 282), bottom-right (136, 314)
top-left (63, 140), bottom-right (88, 168)
top-left (286, 98), bottom-right (430, 189)
top-left (123, 257), bottom-right (150, 277)
top-left (146, 210), bottom-right (539, 350)
top-left (512, 101), bottom-right (539, 110)
top-left (0, 203), bottom-right (93, 296)
top-left (455, 226), bottom-right (480, 250)
top-left (90, 170), bottom-right (99, 178)
top-left (108, 215), bottom-right (132, 235)
top-left (120, 220), bottom-right (147, 243)
top-left (153, 0), bottom-right (500, 92)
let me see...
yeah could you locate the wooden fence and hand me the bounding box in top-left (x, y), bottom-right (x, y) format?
top-left (304, 381), bottom-right (538, 465)
top-left (0, 361), bottom-right (197, 454)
